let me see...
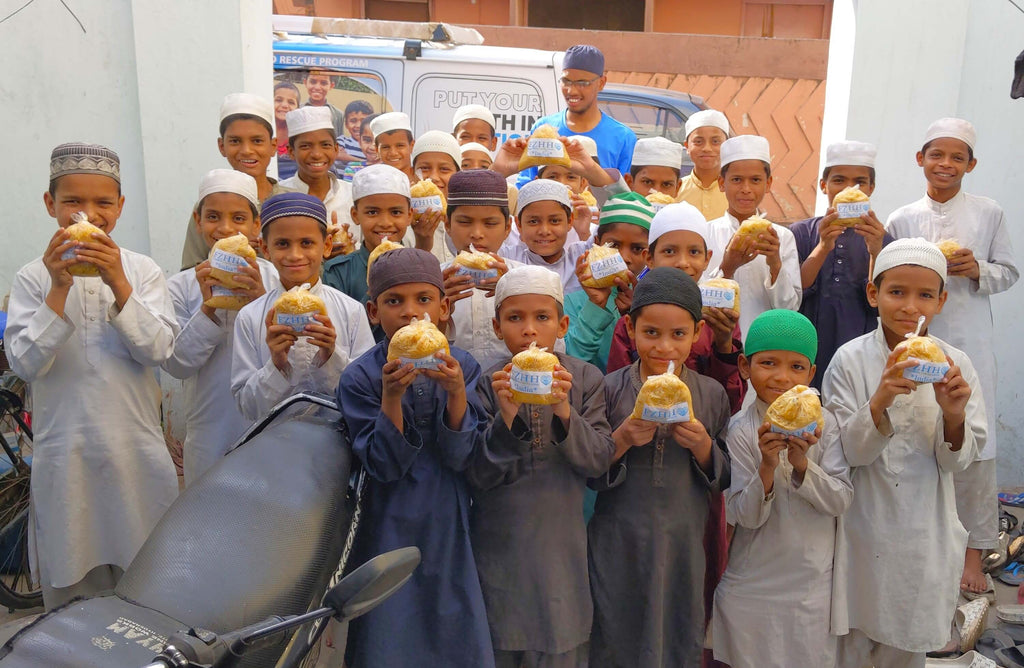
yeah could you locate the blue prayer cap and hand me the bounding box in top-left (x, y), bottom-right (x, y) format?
top-left (563, 45), bottom-right (605, 76)
top-left (260, 192), bottom-right (328, 231)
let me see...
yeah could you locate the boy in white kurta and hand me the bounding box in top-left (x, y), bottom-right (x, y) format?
top-left (231, 192), bottom-right (374, 421)
top-left (886, 118), bottom-right (1018, 595)
top-left (703, 135), bottom-right (801, 337)
top-left (164, 169), bottom-right (280, 485)
top-left (713, 309), bottom-right (852, 668)
top-left (823, 239), bottom-right (986, 667)
top-left (7, 143), bottom-right (179, 609)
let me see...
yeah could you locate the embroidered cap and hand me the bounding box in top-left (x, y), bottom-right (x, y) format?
top-left (720, 135), bottom-right (771, 167)
top-left (598, 192), bottom-right (656, 231)
top-left (871, 237), bottom-right (948, 283)
top-left (352, 164), bottom-right (412, 202)
top-left (745, 309), bottom-right (818, 363)
top-left (49, 142), bottom-right (121, 184)
top-left (370, 112), bottom-right (412, 140)
top-left (286, 107), bottom-right (334, 138)
top-left (260, 192), bottom-right (328, 231)
top-left (923, 117), bottom-right (977, 151)
top-left (632, 137), bottom-right (684, 170)
top-left (516, 179), bottom-right (572, 217)
top-left (447, 169), bottom-right (509, 209)
top-left (367, 247), bottom-right (444, 300)
top-left (825, 141), bottom-right (877, 168)
top-left (411, 130), bottom-right (462, 167)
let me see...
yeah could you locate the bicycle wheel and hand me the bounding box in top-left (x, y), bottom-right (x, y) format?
top-left (0, 422), bottom-right (41, 610)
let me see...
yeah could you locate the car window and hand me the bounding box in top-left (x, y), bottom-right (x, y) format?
top-left (599, 98), bottom-right (686, 142)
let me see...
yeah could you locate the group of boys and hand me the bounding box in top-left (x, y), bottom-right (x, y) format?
top-left (6, 42), bottom-right (1019, 668)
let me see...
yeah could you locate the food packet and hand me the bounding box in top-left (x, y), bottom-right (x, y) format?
top-left (832, 184), bottom-right (871, 227)
top-left (766, 385), bottom-right (823, 438)
top-left (453, 244), bottom-right (503, 287)
top-left (518, 125), bottom-right (571, 171)
top-left (581, 243), bottom-right (629, 289)
top-left (895, 315), bottom-right (950, 384)
top-left (63, 212), bottom-right (105, 277)
top-left (509, 341), bottom-right (560, 405)
top-left (274, 283), bottom-right (327, 334)
top-left (936, 238), bottom-right (962, 260)
top-left (699, 278), bottom-right (740, 315)
top-left (631, 361), bottom-right (694, 423)
top-left (204, 234), bottom-right (258, 310)
top-left (387, 313), bottom-right (450, 369)
top-left (736, 214), bottom-right (772, 239)
top-left (366, 236), bottom-right (404, 280)
top-left (410, 180), bottom-right (446, 221)
top-left (645, 191), bottom-right (675, 213)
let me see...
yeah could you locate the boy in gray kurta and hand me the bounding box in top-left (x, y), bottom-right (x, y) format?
top-left (469, 265), bottom-right (616, 668)
top-left (588, 267), bottom-right (731, 668)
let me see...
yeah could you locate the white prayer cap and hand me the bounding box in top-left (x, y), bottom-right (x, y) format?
top-left (568, 135), bottom-right (599, 158)
top-left (648, 202), bottom-right (710, 246)
top-left (923, 117), bottom-right (976, 151)
top-left (516, 179), bottom-right (572, 217)
top-left (871, 237), bottom-right (947, 283)
top-left (285, 107), bottom-right (334, 138)
top-left (720, 135), bottom-right (771, 166)
top-left (370, 112), bottom-right (412, 139)
top-left (220, 93), bottom-right (274, 129)
top-left (632, 137), bottom-right (684, 169)
top-left (460, 142), bottom-right (493, 158)
top-left (495, 265), bottom-right (564, 309)
top-left (452, 104), bottom-right (495, 131)
top-left (197, 168), bottom-right (259, 208)
top-left (352, 164), bottom-right (411, 202)
top-left (685, 109), bottom-right (730, 139)
top-left (412, 130), bottom-right (462, 166)
top-left (825, 141), bottom-right (877, 168)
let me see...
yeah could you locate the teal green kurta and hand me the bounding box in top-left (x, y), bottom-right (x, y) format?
top-left (563, 287), bottom-right (618, 373)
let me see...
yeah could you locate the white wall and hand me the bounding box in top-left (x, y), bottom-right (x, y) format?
top-left (823, 0), bottom-right (1024, 483)
top-left (0, 0), bottom-right (272, 297)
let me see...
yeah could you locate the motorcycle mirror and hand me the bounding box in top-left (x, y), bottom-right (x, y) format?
top-left (324, 546), bottom-right (420, 621)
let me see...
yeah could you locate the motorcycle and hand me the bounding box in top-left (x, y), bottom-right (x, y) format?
top-left (0, 393), bottom-right (381, 667)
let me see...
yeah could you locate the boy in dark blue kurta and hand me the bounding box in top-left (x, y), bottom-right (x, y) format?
top-left (339, 247), bottom-right (494, 668)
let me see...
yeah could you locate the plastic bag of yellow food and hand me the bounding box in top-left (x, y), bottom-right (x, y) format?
top-left (509, 341), bottom-right (560, 405)
top-left (699, 278), bottom-right (740, 314)
top-left (453, 244), bottom-right (503, 286)
top-left (203, 234), bottom-right (258, 310)
top-left (63, 212), bottom-right (105, 276)
top-left (766, 385), bottom-right (823, 438)
top-left (581, 243), bottom-right (629, 289)
top-left (736, 214), bottom-right (772, 239)
top-left (895, 315), bottom-right (950, 383)
top-left (410, 180), bottom-right (446, 220)
top-left (631, 361), bottom-right (694, 423)
top-left (274, 284), bottom-right (327, 334)
top-left (387, 313), bottom-right (450, 369)
top-left (518, 125), bottom-right (571, 171)
top-left (331, 223), bottom-right (356, 256)
top-left (832, 185), bottom-right (871, 227)
top-left (580, 189), bottom-right (597, 207)
top-left (366, 236), bottom-right (404, 280)
top-left (936, 238), bottom-right (961, 260)
top-left (645, 191), bottom-right (675, 213)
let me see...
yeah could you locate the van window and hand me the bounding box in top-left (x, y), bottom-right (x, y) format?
top-left (411, 74), bottom-right (545, 143)
top-left (598, 99), bottom-right (686, 143)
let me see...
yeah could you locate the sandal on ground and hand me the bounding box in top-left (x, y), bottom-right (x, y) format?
top-left (964, 572), bottom-right (998, 602)
top-left (1002, 509), bottom-right (1020, 533)
top-left (925, 650), bottom-right (999, 667)
top-left (996, 644), bottom-right (1024, 668)
top-left (976, 628), bottom-right (1017, 662)
top-left (1000, 562), bottom-right (1024, 586)
top-left (957, 598), bottom-right (990, 653)
top-left (998, 604), bottom-right (1024, 625)
top-left (1000, 493), bottom-right (1024, 508)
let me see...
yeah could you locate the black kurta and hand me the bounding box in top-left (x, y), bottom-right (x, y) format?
top-left (469, 353), bottom-right (615, 655)
top-left (588, 362), bottom-right (731, 668)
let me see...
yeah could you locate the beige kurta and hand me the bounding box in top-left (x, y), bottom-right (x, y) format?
top-left (886, 190), bottom-right (1018, 460)
top-left (7, 249), bottom-right (180, 588)
top-left (713, 400), bottom-right (852, 668)
top-left (676, 171), bottom-right (728, 221)
top-left (822, 327), bottom-right (985, 652)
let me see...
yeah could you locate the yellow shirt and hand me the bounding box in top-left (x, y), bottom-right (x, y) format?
top-left (676, 171), bottom-right (728, 221)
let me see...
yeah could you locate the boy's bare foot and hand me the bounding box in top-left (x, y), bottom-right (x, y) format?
top-left (960, 548), bottom-right (988, 593)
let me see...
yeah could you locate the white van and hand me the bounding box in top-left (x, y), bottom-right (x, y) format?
top-left (271, 16), bottom-right (706, 154)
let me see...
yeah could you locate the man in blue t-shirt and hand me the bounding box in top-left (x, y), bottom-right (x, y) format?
top-left (516, 45), bottom-right (637, 188)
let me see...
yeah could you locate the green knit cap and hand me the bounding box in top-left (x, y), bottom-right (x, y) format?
top-left (598, 191), bottom-right (655, 231)
top-left (744, 309), bottom-right (818, 363)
